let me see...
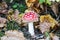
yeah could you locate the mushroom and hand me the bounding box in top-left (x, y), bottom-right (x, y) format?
top-left (22, 10), bottom-right (38, 36)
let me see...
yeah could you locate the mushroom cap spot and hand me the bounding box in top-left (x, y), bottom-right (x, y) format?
top-left (22, 11), bottom-right (38, 22)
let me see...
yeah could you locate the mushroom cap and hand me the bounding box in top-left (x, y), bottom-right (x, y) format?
top-left (22, 11), bottom-right (38, 23)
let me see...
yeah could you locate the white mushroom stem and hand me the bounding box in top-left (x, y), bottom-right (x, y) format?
top-left (28, 22), bottom-right (35, 36)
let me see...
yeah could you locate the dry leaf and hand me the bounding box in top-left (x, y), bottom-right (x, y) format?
top-left (1, 30), bottom-right (26, 40)
top-left (40, 15), bottom-right (58, 28)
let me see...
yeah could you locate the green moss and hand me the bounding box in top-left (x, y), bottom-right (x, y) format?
top-left (6, 20), bottom-right (20, 30)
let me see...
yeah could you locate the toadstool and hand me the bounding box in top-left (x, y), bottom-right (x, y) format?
top-left (22, 10), bottom-right (38, 36)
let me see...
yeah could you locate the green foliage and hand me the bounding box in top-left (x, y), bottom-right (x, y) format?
top-left (12, 4), bottom-right (18, 9)
top-left (6, 20), bottom-right (20, 30)
top-left (45, 31), bottom-right (50, 37)
top-left (12, 3), bottom-right (27, 13)
top-left (5, 0), bottom-right (27, 13)
top-left (19, 4), bottom-right (27, 13)
top-left (12, 3), bottom-right (19, 9)
top-left (39, 0), bottom-right (51, 5)
top-left (46, 0), bottom-right (51, 5)
top-left (4, 0), bottom-right (11, 3)
top-left (39, 0), bottom-right (45, 4)
top-left (4, 0), bottom-right (20, 3)
top-left (0, 31), bottom-right (5, 37)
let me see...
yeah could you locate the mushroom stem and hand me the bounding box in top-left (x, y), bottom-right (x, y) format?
top-left (28, 22), bottom-right (35, 36)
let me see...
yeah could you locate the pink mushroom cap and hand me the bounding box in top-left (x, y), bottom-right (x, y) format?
top-left (22, 11), bottom-right (38, 22)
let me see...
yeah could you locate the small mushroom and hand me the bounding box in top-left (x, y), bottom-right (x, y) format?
top-left (22, 10), bottom-right (38, 36)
